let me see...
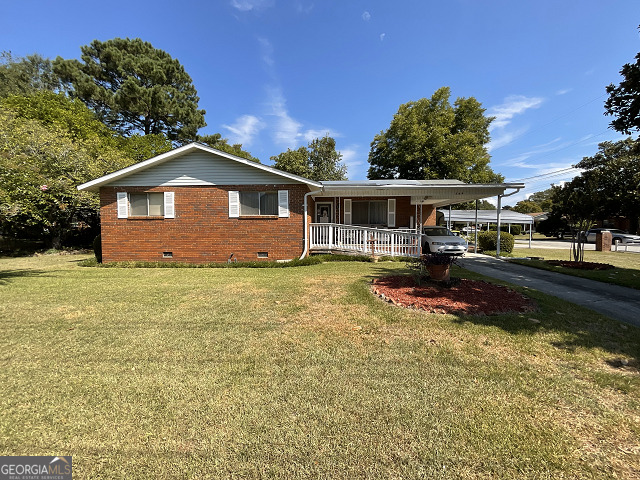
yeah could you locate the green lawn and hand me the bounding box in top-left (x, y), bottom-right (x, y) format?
top-left (1, 254), bottom-right (640, 478)
top-left (508, 247), bottom-right (640, 290)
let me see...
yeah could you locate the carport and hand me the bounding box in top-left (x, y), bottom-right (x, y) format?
top-left (438, 208), bottom-right (535, 250)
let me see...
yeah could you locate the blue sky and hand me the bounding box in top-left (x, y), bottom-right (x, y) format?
top-left (2, 0), bottom-right (640, 204)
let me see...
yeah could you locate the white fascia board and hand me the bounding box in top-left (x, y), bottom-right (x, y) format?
top-left (77, 143), bottom-right (322, 192)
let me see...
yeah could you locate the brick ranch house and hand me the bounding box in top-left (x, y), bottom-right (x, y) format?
top-left (78, 143), bottom-right (524, 263)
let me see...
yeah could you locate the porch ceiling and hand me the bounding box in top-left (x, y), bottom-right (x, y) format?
top-left (315, 181), bottom-right (525, 207)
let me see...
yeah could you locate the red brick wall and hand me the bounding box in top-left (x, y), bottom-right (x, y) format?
top-left (100, 185), bottom-right (310, 263)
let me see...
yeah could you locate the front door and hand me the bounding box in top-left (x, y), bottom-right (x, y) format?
top-left (316, 203), bottom-right (333, 223)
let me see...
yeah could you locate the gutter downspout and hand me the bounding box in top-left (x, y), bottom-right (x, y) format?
top-left (300, 188), bottom-right (324, 260)
top-left (496, 186), bottom-right (522, 257)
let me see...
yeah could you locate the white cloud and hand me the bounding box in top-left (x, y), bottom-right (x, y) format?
top-left (258, 37), bottom-right (274, 70)
top-left (339, 145), bottom-right (368, 180)
top-left (230, 0), bottom-right (273, 11)
top-left (380, 33), bottom-right (386, 41)
top-left (488, 127), bottom-right (528, 152)
top-left (294, 1), bottom-right (314, 14)
top-left (222, 115), bottom-right (265, 146)
top-left (362, 11), bottom-right (371, 21)
top-left (488, 95), bottom-right (544, 130)
top-left (556, 88), bottom-right (572, 96)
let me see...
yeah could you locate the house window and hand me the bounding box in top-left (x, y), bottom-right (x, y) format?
top-left (352, 200), bottom-right (387, 225)
top-left (239, 192), bottom-right (278, 216)
top-left (129, 193), bottom-right (165, 216)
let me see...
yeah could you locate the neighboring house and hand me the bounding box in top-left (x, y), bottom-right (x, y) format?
top-left (78, 143), bottom-right (524, 263)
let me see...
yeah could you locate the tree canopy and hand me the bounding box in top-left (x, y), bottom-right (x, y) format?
top-left (271, 135), bottom-right (348, 181)
top-left (367, 87), bottom-right (503, 183)
top-left (0, 51), bottom-right (64, 98)
top-left (512, 200), bottom-right (543, 214)
top-left (0, 92), bottom-right (172, 247)
top-left (198, 133), bottom-right (260, 163)
top-left (605, 31), bottom-right (640, 135)
top-left (574, 138), bottom-right (640, 234)
top-left (53, 38), bottom-right (206, 142)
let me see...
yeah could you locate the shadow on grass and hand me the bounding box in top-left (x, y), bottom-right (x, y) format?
top-left (0, 269), bottom-right (52, 285)
top-left (367, 263), bottom-right (640, 365)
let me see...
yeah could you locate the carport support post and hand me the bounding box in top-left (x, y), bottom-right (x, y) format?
top-left (474, 200), bottom-right (479, 253)
top-left (529, 222), bottom-right (532, 248)
top-left (496, 195), bottom-right (502, 257)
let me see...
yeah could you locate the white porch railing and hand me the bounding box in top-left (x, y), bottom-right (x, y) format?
top-left (310, 223), bottom-right (421, 257)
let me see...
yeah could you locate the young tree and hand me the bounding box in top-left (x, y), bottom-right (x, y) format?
top-left (271, 135), bottom-right (348, 181)
top-left (367, 87), bottom-right (502, 183)
top-left (549, 175), bottom-right (601, 262)
top-left (54, 38), bottom-right (206, 142)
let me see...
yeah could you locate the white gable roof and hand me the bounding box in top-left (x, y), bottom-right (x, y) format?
top-left (77, 143), bottom-right (322, 192)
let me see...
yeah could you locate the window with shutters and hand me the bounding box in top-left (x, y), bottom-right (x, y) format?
top-left (118, 192), bottom-right (174, 218)
top-left (352, 200), bottom-right (387, 226)
top-left (239, 191), bottom-right (278, 216)
top-left (129, 193), bottom-right (165, 216)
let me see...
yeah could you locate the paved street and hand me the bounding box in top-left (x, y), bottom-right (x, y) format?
top-left (513, 237), bottom-right (640, 253)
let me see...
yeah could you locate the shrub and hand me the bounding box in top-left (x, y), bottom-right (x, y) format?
top-left (478, 231), bottom-right (515, 253)
top-left (93, 234), bottom-right (102, 263)
top-left (489, 225), bottom-right (522, 235)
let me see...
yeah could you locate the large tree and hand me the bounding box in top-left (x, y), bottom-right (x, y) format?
top-left (271, 135), bottom-right (348, 181)
top-left (367, 87), bottom-right (502, 183)
top-left (0, 51), bottom-right (64, 98)
top-left (512, 200), bottom-right (543, 214)
top-left (575, 138), bottom-right (640, 234)
top-left (53, 38), bottom-right (206, 142)
top-left (0, 92), bottom-right (172, 247)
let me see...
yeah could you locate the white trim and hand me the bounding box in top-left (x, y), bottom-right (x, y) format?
top-left (164, 192), bottom-right (175, 218)
top-left (229, 191), bottom-right (240, 218)
top-left (387, 198), bottom-right (396, 227)
top-left (77, 143), bottom-right (323, 192)
top-left (117, 192), bottom-right (128, 218)
top-left (278, 190), bottom-right (289, 218)
top-left (344, 199), bottom-right (352, 225)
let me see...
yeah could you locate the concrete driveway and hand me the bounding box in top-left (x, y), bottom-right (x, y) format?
top-left (459, 253), bottom-right (640, 327)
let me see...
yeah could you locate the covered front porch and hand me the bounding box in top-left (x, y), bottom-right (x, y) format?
top-left (303, 180), bottom-right (525, 258)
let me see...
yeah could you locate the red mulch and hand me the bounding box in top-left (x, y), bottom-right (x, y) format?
top-left (546, 260), bottom-right (614, 270)
top-left (371, 275), bottom-right (537, 316)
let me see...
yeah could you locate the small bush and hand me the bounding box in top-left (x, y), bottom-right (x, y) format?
top-left (93, 234), bottom-right (102, 263)
top-left (478, 231), bottom-right (515, 253)
top-left (489, 225), bottom-right (522, 235)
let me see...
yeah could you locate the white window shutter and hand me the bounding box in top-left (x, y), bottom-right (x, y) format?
top-left (344, 199), bottom-right (352, 225)
top-left (278, 190), bottom-right (289, 218)
top-left (388, 198), bottom-right (396, 227)
top-left (117, 192), bottom-right (128, 218)
top-left (229, 191), bottom-right (240, 218)
top-left (164, 192), bottom-right (175, 218)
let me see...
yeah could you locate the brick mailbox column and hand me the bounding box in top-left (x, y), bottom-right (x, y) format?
top-left (596, 231), bottom-right (612, 251)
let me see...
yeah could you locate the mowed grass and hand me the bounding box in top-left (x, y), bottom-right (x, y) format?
top-left (509, 247), bottom-right (640, 290)
top-left (1, 254), bottom-right (640, 479)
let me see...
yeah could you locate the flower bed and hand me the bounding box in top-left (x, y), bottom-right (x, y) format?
top-left (372, 275), bottom-right (537, 315)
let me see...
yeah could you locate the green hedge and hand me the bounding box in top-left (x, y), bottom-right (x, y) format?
top-left (478, 231), bottom-right (515, 253)
top-left (489, 225), bottom-right (522, 235)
